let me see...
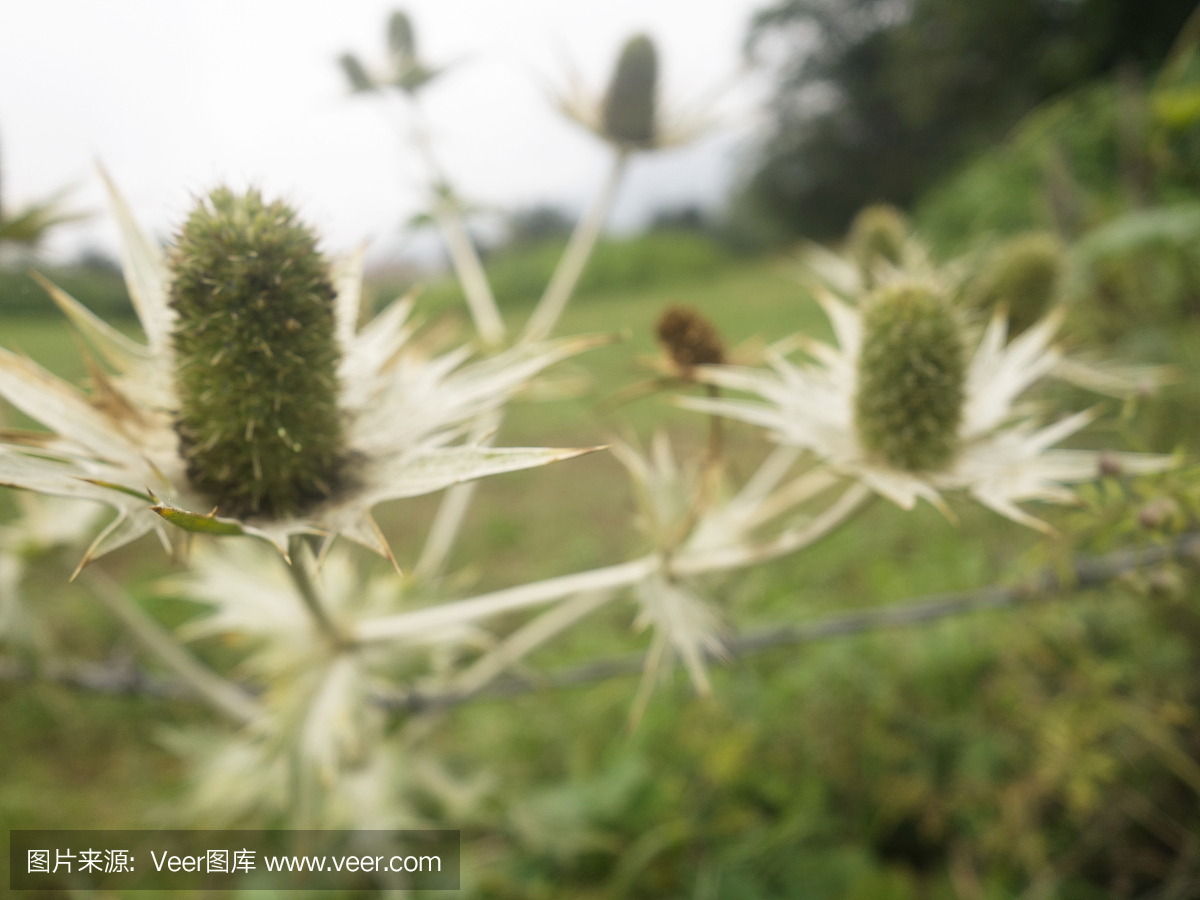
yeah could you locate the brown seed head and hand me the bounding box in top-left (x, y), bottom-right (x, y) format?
top-left (656, 306), bottom-right (725, 373)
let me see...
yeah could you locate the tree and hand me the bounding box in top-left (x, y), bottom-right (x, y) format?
top-left (743, 0), bottom-right (1199, 239)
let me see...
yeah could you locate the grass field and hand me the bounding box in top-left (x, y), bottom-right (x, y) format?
top-left (1, 255), bottom-right (1193, 898)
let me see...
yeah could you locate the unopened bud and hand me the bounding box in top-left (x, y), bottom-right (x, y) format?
top-left (388, 10), bottom-right (415, 61)
top-left (969, 233), bottom-right (1063, 336)
top-left (847, 204), bottom-right (907, 274)
top-left (603, 34), bottom-right (658, 149)
top-left (339, 53), bottom-right (376, 93)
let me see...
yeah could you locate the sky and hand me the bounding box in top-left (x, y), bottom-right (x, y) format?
top-left (0, 0), bottom-right (775, 267)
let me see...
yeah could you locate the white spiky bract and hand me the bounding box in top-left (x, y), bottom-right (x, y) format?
top-left (681, 290), bottom-right (1174, 530)
top-left (162, 538), bottom-right (496, 826)
top-left (0, 170), bottom-right (603, 569)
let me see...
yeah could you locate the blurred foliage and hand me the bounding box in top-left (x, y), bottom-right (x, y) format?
top-left (743, 0), bottom-right (1198, 240)
top-left (901, 31), bottom-right (1200, 459)
top-left (914, 72), bottom-right (1200, 254)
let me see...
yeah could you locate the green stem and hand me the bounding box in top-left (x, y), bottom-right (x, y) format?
top-left (522, 148), bottom-right (629, 343)
top-left (286, 535), bottom-right (350, 649)
top-left (392, 93), bottom-right (506, 346)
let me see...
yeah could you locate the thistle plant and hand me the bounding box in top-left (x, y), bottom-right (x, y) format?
top-left (339, 10), bottom-right (441, 96)
top-left (0, 10), bottom-right (1187, 861)
top-left (684, 268), bottom-right (1172, 524)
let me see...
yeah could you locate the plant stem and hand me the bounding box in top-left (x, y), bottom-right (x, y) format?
top-left (83, 569), bottom-right (259, 724)
top-left (521, 148), bottom-right (629, 343)
top-left (387, 531), bottom-right (1200, 712)
top-left (397, 94), bottom-right (506, 346)
top-left (286, 535), bottom-right (350, 649)
top-left (415, 145), bottom-right (630, 582)
top-left (432, 196), bottom-right (506, 346)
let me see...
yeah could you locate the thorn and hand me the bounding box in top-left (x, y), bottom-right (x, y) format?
top-left (69, 554), bottom-right (90, 582)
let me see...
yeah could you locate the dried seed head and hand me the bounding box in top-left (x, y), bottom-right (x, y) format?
top-left (847, 204), bottom-right (908, 275)
top-left (855, 284), bottom-right (966, 472)
top-left (656, 306), bottom-right (725, 372)
top-left (603, 34), bottom-right (658, 149)
top-left (169, 187), bottom-right (348, 519)
top-left (969, 232), bottom-right (1063, 336)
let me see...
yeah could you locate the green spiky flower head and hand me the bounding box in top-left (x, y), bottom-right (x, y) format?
top-left (854, 283), bottom-right (966, 472)
top-left (969, 232), bottom-right (1063, 336)
top-left (169, 188), bottom-right (348, 520)
top-left (847, 204), bottom-right (908, 277)
top-left (603, 34), bottom-right (658, 148)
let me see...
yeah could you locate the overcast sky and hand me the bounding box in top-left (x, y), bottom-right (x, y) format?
top-left (0, 0), bottom-right (774, 267)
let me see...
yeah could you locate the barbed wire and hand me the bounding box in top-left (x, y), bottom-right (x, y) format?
top-left (385, 533), bottom-right (1200, 712)
top-left (4, 534), bottom-right (1197, 711)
